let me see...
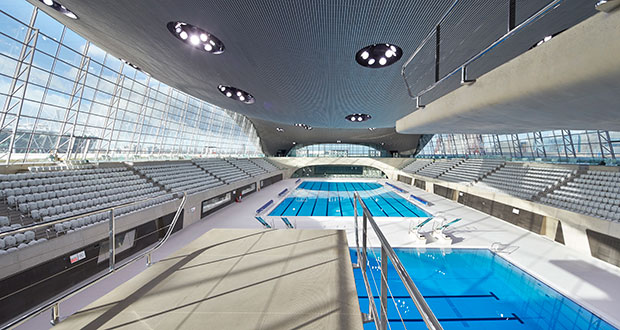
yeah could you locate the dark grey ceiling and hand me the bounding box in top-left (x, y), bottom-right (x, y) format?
top-left (27, 0), bottom-right (596, 156)
top-left (27, 0), bottom-right (455, 129)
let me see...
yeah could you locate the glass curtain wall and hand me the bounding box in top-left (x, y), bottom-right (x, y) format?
top-left (0, 3), bottom-right (263, 164)
top-left (417, 131), bottom-right (620, 164)
top-left (289, 143), bottom-right (386, 157)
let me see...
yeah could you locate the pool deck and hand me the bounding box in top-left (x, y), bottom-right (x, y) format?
top-left (52, 228), bottom-right (362, 330)
top-left (20, 177), bottom-right (620, 329)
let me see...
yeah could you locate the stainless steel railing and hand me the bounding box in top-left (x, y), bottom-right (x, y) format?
top-left (3, 192), bottom-right (187, 329)
top-left (401, 0), bottom-right (563, 106)
top-left (353, 192), bottom-right (443, 330)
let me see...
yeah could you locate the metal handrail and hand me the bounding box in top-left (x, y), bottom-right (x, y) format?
top-left (401, 0), bottom-right (563, 102)
top-left (353, 192), bottom-right (443, 330)
top-left (3, 192), bottom-right (187, 329)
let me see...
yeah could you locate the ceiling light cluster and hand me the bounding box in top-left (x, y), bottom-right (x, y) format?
top-left (276, 127), bottom-right (284, 132)
top-left (355, 43), bottom-right (402, 68)
top-left (39, 0), bottom-right (78, 19)
top-left (294, 123), bottom-right (313, 130)
top-left (368, 127), bottom-right (376, 131)
top-left (167, 22), bottom-right (225, 54)
top-left (345, 113), bottom-right (372, 122)
top-left (530, 29), bottom-right (566, 50)
top-left (121, 59), bottom-right (141, 71)
top-left (218, 85), bottom-right (254, 104)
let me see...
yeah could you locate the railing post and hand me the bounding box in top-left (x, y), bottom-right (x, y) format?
top-left (380, 247), bottom-right (388, 330)
top-left (108, 209), bottom-right (115, 272)
top-left (50, 303), bottom-right (59, 325)
top-left (353, 193), bottom-right (360, 268)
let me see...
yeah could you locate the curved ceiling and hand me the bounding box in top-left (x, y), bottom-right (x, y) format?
top-left (26, 0), bottom-right (456, 129)
top-left (250, 118), bottom-right (422, 156)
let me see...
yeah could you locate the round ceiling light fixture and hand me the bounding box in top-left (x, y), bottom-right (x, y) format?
top-left (345, 113), bottom-right (372, 122)
top-left (294, 123), bottom-right (313, 130)
top-left (167, 22), bottom-right (225, 54)
top-left (529, 29), bottom-right (566, 50)
top-left (38, 0), bottom-right (78, 19)
top-left (276, 127), bottom-right (284, 132)
top-left (355, 43), bottom-right (402, 68)
top-left (217, 85), bottom-right (254, 104)
top-left (121, 59), bottom-right (142, 71)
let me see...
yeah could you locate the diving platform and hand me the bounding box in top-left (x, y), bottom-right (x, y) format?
top-left (53, 229), bottom-right (362, 329)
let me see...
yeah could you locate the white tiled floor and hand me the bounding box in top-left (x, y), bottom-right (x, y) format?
top-left (17, 178), bottom-right (620, 329)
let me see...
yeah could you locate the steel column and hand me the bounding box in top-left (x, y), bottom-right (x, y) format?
top-left (597, 130), bottom-right (616, 159)
top-left (55, 43), bottom-right (90, 160)
top-left (561, 130), bottom-right (576, 158)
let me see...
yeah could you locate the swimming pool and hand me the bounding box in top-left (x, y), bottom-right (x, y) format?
top-left (351, 248), bottom-right (616, 330)
top-left (269, 181), bottom-right (429, 217)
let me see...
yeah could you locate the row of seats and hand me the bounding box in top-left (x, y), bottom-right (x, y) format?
top-left (0, 230), bottom-right (47, 254)
top-left (228, 159), bottom-right (267, 177)
top-left (401, 159), bottom-right (433, 174)
top-left (193, 158), bottom-right (248, 183)
top-left (252, 158), bottom-right (281, 171)
top-left (417, 159), bottom-right (463, 178)
top-left (475, 165), bottom-right (573, 200)
top-left (540, 170), bottom-right (620, 221)
top-left (0, 167), bottom-right (126, 189)
top-left (438, 159), bottom-right (505, 183)
top-left (0, 216), bottom-right (20, 233)
top-left (134, 162), bottom-right (223, 195)
top-left (52, 193), bottom-right (177, 235)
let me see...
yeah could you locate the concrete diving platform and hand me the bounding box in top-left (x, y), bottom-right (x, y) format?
top-left (54, 229), bottom-right (363, 329)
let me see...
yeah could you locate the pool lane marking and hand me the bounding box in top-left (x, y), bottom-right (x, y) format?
top-left (359, 293), bottom-right (499, 299)
top-left (354, 182), bottom-right (387, 217)
top-left (385, 190), bottom-right (428, 217)
top-left (336, 182), bottom-right (343, 216)
top-left (388, 314), bottom-right (523, 323)
top-left (373, 187), bottom-right (406, 217)
top-left (305, 184), bottom-right (319, 216)
top-left (363, 183), bottom-right (400, 216)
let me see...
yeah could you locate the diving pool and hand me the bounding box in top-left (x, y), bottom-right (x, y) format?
top-left (351, 248), bottom-right (616, 330)
top-left (269, 181), bottom-right (429, 217)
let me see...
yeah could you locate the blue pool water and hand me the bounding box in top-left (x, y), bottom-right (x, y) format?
top-left (351, 248), bottom-right (616, 330)
top-left (269, 181), bottom-right (429, 217)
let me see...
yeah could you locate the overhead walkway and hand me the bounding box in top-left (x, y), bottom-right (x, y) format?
top-left (52, 229), bottom-right (363, 330)
top-left (396, 8), bottom-right (620, 133)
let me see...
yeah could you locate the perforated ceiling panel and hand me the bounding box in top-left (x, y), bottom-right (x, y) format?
top-left (27, 0), bottom-right (456, 129)
top-left (27, 0), bottom-right (596, 156)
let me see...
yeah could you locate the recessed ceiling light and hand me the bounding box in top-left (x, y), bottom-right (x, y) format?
top-left (381, 142), bottom-right (385, 146)
top-left (38, 0), bottom-right (78, 19)
top-left (189, 35), bottom-right (200, 45)
top-left (167, 22), bottom-right (225, 54)
top-left (530, 29), bottom-right (566, 50)
top-left (345, 113), bottom-right (371, 122)
top-left (336, 140), bottom-right (341, 143)
top-left (276, 127), bottom-right (284, 132)
top-left (356, 43), bottom-right (402, 68)
top-left (294, 123), bottom-right (313, 130)
top-left (292, 141), bottom-right (296, 145)
top-left (218, 85), bottom-right (254, 104)
top-left (120, 59), bottom-right (142, 71)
